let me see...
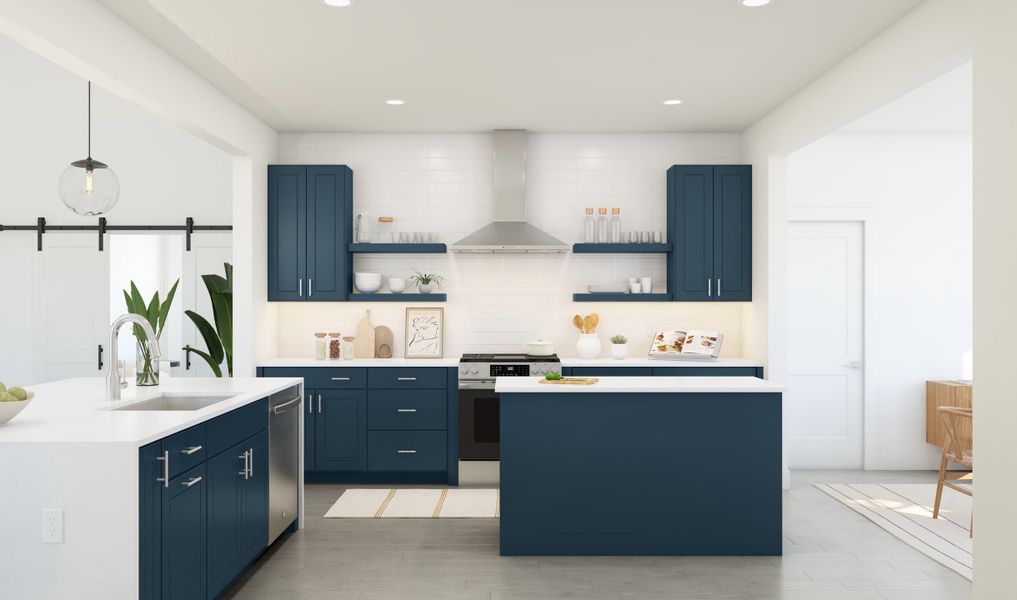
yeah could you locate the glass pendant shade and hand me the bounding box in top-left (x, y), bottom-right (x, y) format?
top-left (58, 158), bottom-right (119, 216)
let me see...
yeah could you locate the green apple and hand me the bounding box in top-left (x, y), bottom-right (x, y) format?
top-left (0, 382), bottom-right (6, 394)
top-left (7, 387), bottom-right (27, 401)
top-left (0, 392), bottom-right (18, 403)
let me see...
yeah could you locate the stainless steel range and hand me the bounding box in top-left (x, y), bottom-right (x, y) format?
top-left (458, 353), bottom-right (562, 468)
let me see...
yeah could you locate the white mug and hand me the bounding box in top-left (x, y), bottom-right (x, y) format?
top-left (641, 277), bottom-right (652, 293)
top-left (629, 281), bottom-right (642, 294)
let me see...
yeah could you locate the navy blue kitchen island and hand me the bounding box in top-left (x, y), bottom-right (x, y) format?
top-left (497, 376), bottom-right (784, 556)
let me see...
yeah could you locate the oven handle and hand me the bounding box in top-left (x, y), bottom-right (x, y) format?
top-left (457, 380), bottom-right (497, 390)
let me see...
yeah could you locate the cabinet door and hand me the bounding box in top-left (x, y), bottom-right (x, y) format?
top-left (205, 444), bottom-right (245, 597)
top-left (670, 166), bottom-right (714, 301)
top-left (315, 390), bottom-right (367, 471)
top-left (139, 443), bottom-right (163, 600)
top-left (713, 166), bottom-right (752, 301)
top-left (241, 430), bottom-right (270, 561)
top-left (304, 390), bottom-right (316, 471)
top-left (268, 165), bottom-right (307, 301)
top-left (305, 166), bottom-right (350, 301)
top-left (162, 465), bottom-right (206, 600)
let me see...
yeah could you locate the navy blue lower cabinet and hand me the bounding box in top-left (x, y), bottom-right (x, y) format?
top-left (304, 390), bottom-right (316, 472)
top-left (315, 389), bottom-right (367, 471)
top-left (162, 464), bottom-right (207, 600)
top-left (368, 430), bottom-right (447, 472)
top-left (139, 442), bottom-right (163, 600)
top-left (651, 366), bottom-right (763, 378)
top-left (567, 367), bottom-right (653, 377)
top-left (206, 443), bottom-right (246, 597)
top-left (241, 430), bottom-right (270, 562)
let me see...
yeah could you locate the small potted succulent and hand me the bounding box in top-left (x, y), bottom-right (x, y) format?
top-left (610, 334), bottom-right (628, 359)
top-left (410, 270), bottom-right (445, 294)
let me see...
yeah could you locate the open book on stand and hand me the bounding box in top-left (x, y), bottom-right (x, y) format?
top-left (648, 330), bottom-right (723, 360)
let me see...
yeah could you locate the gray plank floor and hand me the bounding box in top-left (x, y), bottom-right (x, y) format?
top-left (225, 471), bottom-right (972, 600)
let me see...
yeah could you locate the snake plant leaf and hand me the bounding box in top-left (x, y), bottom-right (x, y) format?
top-left (158, 280), bottom-right (179, 339)
top-left (183, 346), bottom-right (222, 378)
top-left (147, 291), bottom-right (160, 334)
top-left (184, 310), bottom-right (224, 365)
top-left (126, 284), bottom-right (150, 342)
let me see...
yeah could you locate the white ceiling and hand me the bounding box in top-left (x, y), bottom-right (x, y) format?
top-left (839, 62), bottom-right (972, 134)
top-left (97, 0), bottom-right (924, 133)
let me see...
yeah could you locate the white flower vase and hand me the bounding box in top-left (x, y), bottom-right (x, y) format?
top-left (576, 334), bottom-right (602, 359)
top-left (610, 343), bottom-right (627, 360)
top-left (417, 283), bottom-right (432, 294)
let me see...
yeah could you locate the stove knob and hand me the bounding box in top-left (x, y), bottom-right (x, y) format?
top-left (459, 365), bottom-right (469, 375)
top-left (536, 367), bottom-right (546, 375)
top-left (470, 367), bottom-right (480, 375)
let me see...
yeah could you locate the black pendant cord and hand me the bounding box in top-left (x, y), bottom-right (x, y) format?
top-left (87, 81), bottom-right (91, 160)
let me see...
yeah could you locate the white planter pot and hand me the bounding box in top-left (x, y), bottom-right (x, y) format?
top-left (610, 343), bottom-right (628, 359)
top-left (576, 334), bottom-right (602, 359)
top-left (417, 283), bottom-right (432, 294)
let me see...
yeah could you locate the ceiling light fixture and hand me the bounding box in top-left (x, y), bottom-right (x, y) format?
top-left (740, 0), bottom-right (771, 6)
top-left (385, 99), bottom-right (405, 105)
top-left (58, 81), bottom-right (119, 216)
top-left (322, 0), bottom-right (353, 6)
top-left (663, 99), bottom-right (683, 105)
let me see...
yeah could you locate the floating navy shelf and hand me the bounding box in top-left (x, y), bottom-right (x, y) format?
top-left (572, 243), bottom-right (672, 254)
top-left (348, 243), bottom-right (447, 254)
top-left (348, 293), bottom-right (447, 302)
top-left (572, 293), bottom-right (672, 302)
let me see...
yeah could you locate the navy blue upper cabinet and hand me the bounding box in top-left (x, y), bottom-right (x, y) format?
top-left (268, 165), bottom-right (352, 301)
top-left (668, 165), bottom-right (751, 302)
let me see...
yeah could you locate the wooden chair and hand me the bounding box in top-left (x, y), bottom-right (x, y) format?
top-left (933, 406), bottom-right (973, 536)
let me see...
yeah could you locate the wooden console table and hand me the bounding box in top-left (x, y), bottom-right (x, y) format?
top-left (926, 380), bottom-right (972, 448)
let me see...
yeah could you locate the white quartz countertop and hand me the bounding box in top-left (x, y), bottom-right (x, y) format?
top-left (0, 377), bottom-right (302, 445)
top-left (496, 376), bottom-right (785, 394)
top-left (258, 357), bottom-right (762, 368)
top-left (560, 357), bottom-right (763, 368)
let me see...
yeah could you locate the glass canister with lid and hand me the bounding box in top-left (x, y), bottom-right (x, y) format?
top-left (328, 332), bottom-right (342, 360)
top-left (377, 216), bottom-right (394, 243)
top-left (314, 332), bottom-right (327, 360)
top-left (341, 336), bottom-right (355, 360)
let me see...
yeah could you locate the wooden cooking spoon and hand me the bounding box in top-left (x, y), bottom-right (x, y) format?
top-left (590, 313), bottom-right (599, 333)
top-left (573, 314), bottom-right (585, 333)
top-left (583, 314), bottom-right (595, 335)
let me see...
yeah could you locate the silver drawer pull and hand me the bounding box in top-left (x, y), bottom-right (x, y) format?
top-left (248, 448), bottom-right (254, 477)
top-left (156, 450), bottom-right (169, 488)
top-left (238, 450), bottom-right (250, 479)
top-left (182, 476), bottom-right (203, 488)
top-left (397, 408), bottom-right (417, 413)
top-left (397, 377), bottom-right (417, 381)
top-left (331, 377), bottom-right (351, 381)
top-left (397, 449), bottom-right (417, 454)
top-left (181, 445), bottom-right (203, 455)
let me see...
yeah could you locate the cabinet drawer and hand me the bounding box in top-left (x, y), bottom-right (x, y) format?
top-left (162, 423), bottom-right (207, 478)
top-left (368, 368), bottom-right (446, 390)
top-left (368, 431), bottom-right (447, 472)
top-left (263, 367), bottom-right (367, 389)
top-left (569, 367), bottom-right (652, 377)
top-left (651, 367), bottom-right (759, 377)
top-left (206, 398), bottom-right (268, 458)
top-left (368, 390), bottom-right (447, 431)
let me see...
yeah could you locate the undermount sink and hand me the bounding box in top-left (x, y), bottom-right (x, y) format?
top-left (112, 394), bottom-right (235, 412)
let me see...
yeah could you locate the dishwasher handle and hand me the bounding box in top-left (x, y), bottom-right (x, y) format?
top-left (272, 396), bottom-right (302, 414)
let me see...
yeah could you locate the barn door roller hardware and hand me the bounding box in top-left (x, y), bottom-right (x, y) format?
top-left (0, 217), bottom-right (231, 251)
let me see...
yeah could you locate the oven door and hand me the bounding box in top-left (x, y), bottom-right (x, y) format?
top-left (458, 382), bottom-right (500, 460)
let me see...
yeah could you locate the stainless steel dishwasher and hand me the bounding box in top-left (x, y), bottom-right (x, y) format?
top-left (268, 387), bottom-right (301, 543)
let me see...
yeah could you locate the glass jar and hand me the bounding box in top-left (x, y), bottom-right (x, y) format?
top-left (136, 340), bottom-right (160, 386)
top-left (341, 336), bottom-right (355, 360)
top-left (314, 332), bottom-right (327, 360)
top-left (377, 216), bottom-right (394, 243)
top-left (610, 208), bottom-right (622, 243)
top-left (583, 208), bottom-right (595, 243)
top-left (596, 208), bottom-right (609, 243)
top-left (328, 332), bottom-right (342, 360)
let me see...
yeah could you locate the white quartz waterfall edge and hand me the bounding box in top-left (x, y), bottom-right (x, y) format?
top-left (324, 488), bottom-right (499, 518)
top-left (815, 483), bottom-right (972, 580)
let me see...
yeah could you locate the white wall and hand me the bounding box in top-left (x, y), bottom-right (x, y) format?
top-left (972, 1), bottom-right (1017, 597)
top-left (276, 133), bottom-right (747, 358)
top-left (788, 133), bottom-right (972, 470)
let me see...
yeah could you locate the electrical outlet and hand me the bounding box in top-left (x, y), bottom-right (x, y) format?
top-left (42, 508), bottom-right (63, 543)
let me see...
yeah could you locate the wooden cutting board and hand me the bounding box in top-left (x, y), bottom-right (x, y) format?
top-left (539, 377), bottom-right (599, 385)
top-left (353, 311), bottom-right (376, 358)
top-left (374, 325), bottom-right (394, 358)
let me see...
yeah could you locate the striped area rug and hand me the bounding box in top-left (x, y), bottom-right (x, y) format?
top-left (816, 483), bottom-right (972, 580)
top-left (324, 488), bottom-right (499, 518)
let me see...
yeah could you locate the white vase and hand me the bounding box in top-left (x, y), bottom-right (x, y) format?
top-left (576, 334), bottom-right (602, 359)
top-left (610, 343), bottom-right (627, 359)
top-left (418, 283), bottom-right (432, 294)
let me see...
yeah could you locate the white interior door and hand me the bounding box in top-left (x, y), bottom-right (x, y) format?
top-left (32, 234), bottom-right (110, 383)
top-left (787, 221), bottom-right (864, 469)
top-left (179, 233), bottom-right (232, 377)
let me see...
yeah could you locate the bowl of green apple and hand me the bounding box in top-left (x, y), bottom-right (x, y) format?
top-left (0, 382), bottom-right (33, 425)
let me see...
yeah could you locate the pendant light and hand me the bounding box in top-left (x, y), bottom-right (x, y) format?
top-left (58, 81), bottom-right (119, 216)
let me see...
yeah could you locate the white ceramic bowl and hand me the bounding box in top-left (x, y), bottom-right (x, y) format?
top-left (526, 339), bottom-right (555, 356)
top-left (354, 272), bottom-right (382, 293)
top-left (388, 277), bottom-right (406, 293)
top-left (0, 391), bottom-right (34, 426)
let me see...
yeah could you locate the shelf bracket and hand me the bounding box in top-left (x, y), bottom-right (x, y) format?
top-left (37, 217), bottom-right (45, 252)
top-left (98, 217), bottom-right (107, 251)
top-left (185, 217), bottom-right (194, 251)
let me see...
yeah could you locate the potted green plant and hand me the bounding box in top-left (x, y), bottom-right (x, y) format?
top-left (610, 334), bottom-right (628, 359)
top-left (410, 270), bottom-right (445, 294)
top-left (123, 279), bottom-right (179, 386)
top-left (184, 263), bottom-right (233, 377)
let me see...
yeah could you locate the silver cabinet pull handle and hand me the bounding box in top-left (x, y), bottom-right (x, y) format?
top-left (248, 448), bottom-right (254, 478)
top-left (298, 278), bottom-right (303, 297)
top-left (397, 377), bottom-right (417, 381)
top-left (317, 394), bottom-right (322, 414)
top-left (309, 278), bottom-right (313, 297)
top-left (181, 445), bottom-right (203, 455)
top-left (182, 476), bottom-right (202, 488)
top-left (397, 408), bottom-right (417, 413)
top-left (308, 394), bottom-right (313, 413)
top-left (331, 377), bottom-right (351, 381)
top-left (273, 396), bottom-right (301, 414)
top-left (156, 450), bottom-right (169, 488)
top-left (397, 449), bottom-right (417, 454)
top-left (238, 450), bottom-right (250, 479)
top-left (717, 278), bottom-right (721, 297)
top-left (707, 277), bottom-right (712, 297)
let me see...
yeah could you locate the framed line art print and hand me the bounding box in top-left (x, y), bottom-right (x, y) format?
top-left (405, 307), bottom-right (444, 358)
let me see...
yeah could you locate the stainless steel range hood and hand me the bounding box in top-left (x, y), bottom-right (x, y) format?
top-left (450, 130), bottom-right (568, 254)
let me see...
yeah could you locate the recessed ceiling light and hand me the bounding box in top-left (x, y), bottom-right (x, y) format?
top-left (740, 0), bottom-right (771, 6)
top-left (663, 99), bottom-right (683, 105)
top-left (385, 99), bottom-right (405, 105)
top-left (322, 0), bottom-right (353, 6)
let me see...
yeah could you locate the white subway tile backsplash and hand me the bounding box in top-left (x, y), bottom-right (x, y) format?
top-left (276, 132), bottom-right (745, 359)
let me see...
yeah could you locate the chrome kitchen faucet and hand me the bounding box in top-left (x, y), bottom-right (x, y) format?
top-left (107, 313), bottom-right (161, 401)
